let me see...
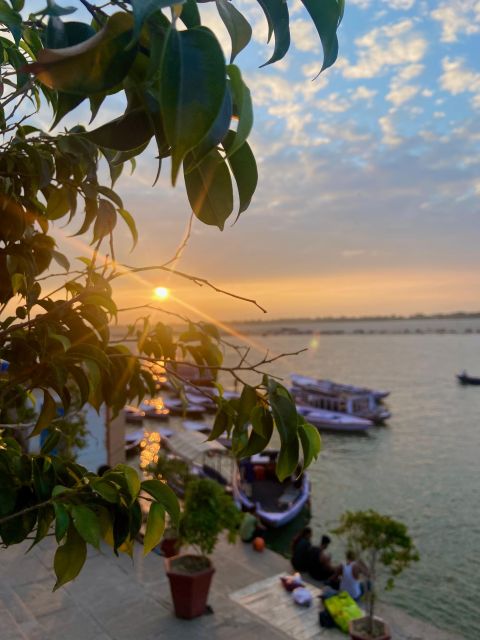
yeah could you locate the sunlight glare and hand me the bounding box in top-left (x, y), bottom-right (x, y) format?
top-left (154, 287), bottom-right (170, 301)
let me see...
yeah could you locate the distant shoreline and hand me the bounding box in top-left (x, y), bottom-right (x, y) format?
top-left (228, 312), bottom-right (480, 325)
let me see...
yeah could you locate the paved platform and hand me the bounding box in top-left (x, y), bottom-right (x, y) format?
top-left (0, 536), bottom-right (463, 640)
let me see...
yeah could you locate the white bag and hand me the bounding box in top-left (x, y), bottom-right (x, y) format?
top-left (292, 586), bottom-right (313, 607)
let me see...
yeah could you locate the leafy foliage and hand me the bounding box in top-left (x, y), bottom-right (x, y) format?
top-left (179, 478), bottom-right (242, 557)
top-left (0, 0), bottom-right (341, 588)
top-left (333, 510), bottom-right (419, 628)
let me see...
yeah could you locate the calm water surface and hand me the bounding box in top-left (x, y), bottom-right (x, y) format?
top-left (229, 323), bottom-right (480, 639)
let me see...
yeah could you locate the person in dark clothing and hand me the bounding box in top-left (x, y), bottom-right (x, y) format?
top-left (291, 527), bottom-right (313, 572)
top-left (308, 534), bottom-right (338, 583)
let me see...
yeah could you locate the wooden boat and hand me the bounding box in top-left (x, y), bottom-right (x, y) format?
top-left (291, 375), bottom-right (390, 425)
top-left (297, 405), bottom-right (373, 433)
top-left (163, 397), bottom-right (206, 418)
top-left (457, 372), bottom-right (480, 386)
top-left (182, 420), bottom-right (212, 434)
top-left (232, 452), bottom-right (310, 528)
top-left (124, 405), bottom-right (145, 424)
top-left (125, 429), bottom-right (144, 455)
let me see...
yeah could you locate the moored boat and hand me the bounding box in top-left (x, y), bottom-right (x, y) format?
top-left (164, 397), bottom-right (206, 418)
top-left (297, 405), bottom-right (373, 433)
top-left (291, 374), bottom-right (390, 401)
top-left (291, 375), bottom-right (390, 424)
top-left (457, 372), bottom-right (480, 386)
top-left (232, 452), bottom-right (310, 528)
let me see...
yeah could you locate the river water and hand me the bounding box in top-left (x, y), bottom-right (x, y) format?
top-left (93, 318), bottom-right (480, 637)
top-left (225, 318), bottom-right (480, 639)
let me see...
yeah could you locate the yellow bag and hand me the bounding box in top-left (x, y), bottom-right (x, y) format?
top-left (324, 591), bottom-right (363, 633)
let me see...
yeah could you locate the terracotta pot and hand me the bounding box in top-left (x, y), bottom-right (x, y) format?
top-left (165, 554), bottom-right (215, 619)
top-left (349, 616), bottom-right (391, 640)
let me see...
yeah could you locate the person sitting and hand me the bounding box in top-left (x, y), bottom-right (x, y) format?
top-left (308, 534), bottom-right (338, 582)
top-left (239, 506), bottom-right (266, 543)
top-left (291, 527), bottom-right (312, 572)
top-left (336, 550), bottom-right (369, 601)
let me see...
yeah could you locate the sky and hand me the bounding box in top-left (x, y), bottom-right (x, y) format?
top-left (41, 0), bottom-right (480, 321)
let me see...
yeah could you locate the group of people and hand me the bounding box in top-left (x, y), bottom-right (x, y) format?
top-left (291, 527), bottom-right (368, 602)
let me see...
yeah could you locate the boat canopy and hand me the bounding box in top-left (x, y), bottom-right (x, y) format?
top-left (165, 430), bottom-right (227, 463)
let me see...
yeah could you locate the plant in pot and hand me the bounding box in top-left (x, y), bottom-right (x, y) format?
top-left (333, 510), bottom-right (419, 640)
top-left (165, 478), bottom-right (243, 619)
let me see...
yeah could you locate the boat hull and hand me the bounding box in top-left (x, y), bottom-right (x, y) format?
top-left (232, 467), bottom-right (310, 528)
top-left (457, 374), bottom-right (480, 386)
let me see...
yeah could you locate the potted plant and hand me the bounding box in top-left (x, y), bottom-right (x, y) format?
top-left (165, 478), bottom-right (242, 619)
top-left (333, 510), bottom-right (419, 640)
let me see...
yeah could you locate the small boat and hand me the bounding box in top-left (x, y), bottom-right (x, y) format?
top-left (163, 397), bottom-right (206, 418)
top-left (182, 420), bottom-right (212, 434)
top-left (124, 405), bottom-right (145, 424)
top-left (297, 406), bottom-right (373, 433)
top-left (291, 374), bottom-right (390, 401)
top-left (232, 451), bottom-right (310, 528)
top-left (291, 375), bottom-right (390, 425)
top-left (125, 429), bottom-right (144, 455)
top-left (457, 372), bottom-right (480, 386)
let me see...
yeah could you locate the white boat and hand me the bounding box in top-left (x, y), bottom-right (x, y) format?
top-left (291, 375), bottom-right (390, 424)
top-left (232, 451), bottom-right (310, 528)
top-left (297, 405), bottom-right (372, 433)
top-left (291, 374), bottom-right (389, 401)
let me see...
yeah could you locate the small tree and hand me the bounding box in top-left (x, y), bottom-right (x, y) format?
top-left (179, 478), bottom-right (242, 566)
top-left (333, 510), bottom-right (419, 638)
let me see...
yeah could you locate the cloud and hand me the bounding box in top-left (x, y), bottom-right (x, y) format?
top-left (379, 114), bottom-right (402, 145)
top-left (343, 20), bottom-right (427, 79)
top-left (387, 83), bottom-right (419, 106)
top-left (432, 1), bottom-right (480, 42)
top-left (350, 86), bottom-right (377, 103)
top-left (347, 0), bottom-right (415, 8)
top-left (439, 57), bottom-right (480, 106)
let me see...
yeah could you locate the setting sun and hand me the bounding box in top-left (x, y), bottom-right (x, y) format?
top-left (154, 287), bottom-right (170, 301)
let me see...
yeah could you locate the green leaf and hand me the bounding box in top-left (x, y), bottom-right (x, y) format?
top-left (82, 108), bottom-right (153, 151)
top-left (115, 465), bottom-right (141, 503)
top-left (91, 479), bottom-right (118, 503)
top-left (207, 407), bottom-right (230, 441)
top-left (131, 0), bottom-right (185, 43)
top-left (0, 3), bottom-right (22, 44)
top-left (71, 505), bottom-right (101, 548)
top-left (47, 186), bottom-right (70, 220)
top-left (118, 208), bottom-right (138, 250)
top-left (52, 250), bottom-right (70, 271)
top-left (92, 199), bottom-right (117, 242)
top-left (51, 93), bottom-right (85, 129)
top-left (256, 0), bottom-right (290, 67)
top-left (216, 0), bottom-right (252, 63)
top-left (299, 0), bottom-right (343, 74)
top-left (276, 437), bottom-right (299, 482)
top-left (298, 418), bottom-right (321, 469)
top-left (184, 149), bottom-right (233, 229)
top-left (26, 13), bottom-right (137, 95)
top-left (226, 65), bottom-right (253, 156)
top-left (40, 429), bottom-right (61, 455)
top-left (54, 502), bottom-right (70, 543)
top-left (223, 132), bottom-right (257, 219)
top-left (143, 502), bottom-right (165, 556)
top-left (28, 506), bottom-right (55, 551)
top-left (53, 525), bottom-right (87, 590)
top-left (189, 87), bottom-right (232, 163)
top-left (141, 479), bottom-right (180, 526)
top-left (160, 26), bottom-right (227, 184)
top-left (180, 0), bottom-right (201, 28)
top-left (31, 390), bottom-right (57, 438)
